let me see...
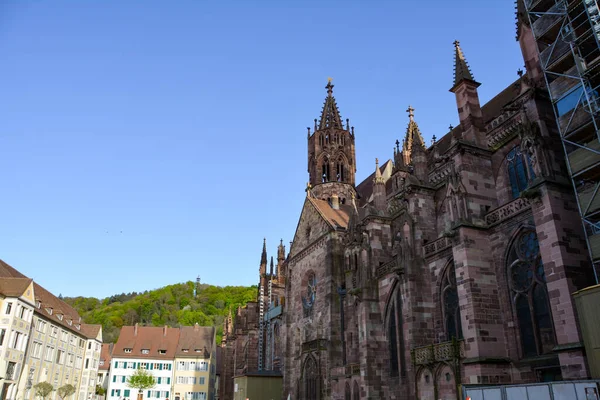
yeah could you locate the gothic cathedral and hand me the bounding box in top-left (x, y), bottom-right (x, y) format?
top-left (219, 6), bottom-right (596, 400)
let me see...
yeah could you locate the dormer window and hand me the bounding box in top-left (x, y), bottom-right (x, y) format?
top-left (67, 320), bottom-right (72, 326)
top-left (182, 349), bottom-right (189, 353)
top-left (195, 349), bottom-right (201, 353)
top-left (75, 324), bottom-right (80, 330)
top-left (158, 349), bottom-right (166, 355)
top-left (124, 348), bottom-right (132, 353)
top-left (57, 314), bottom-right (63, 321)
top-left (36, 301), bottom-right (41, 309)
top-left (46, 308), bottom-right (53, 315)
top-left (141, 349), bottom-right (149, 354)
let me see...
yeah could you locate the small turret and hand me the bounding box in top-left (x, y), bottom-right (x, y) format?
top-left (373, 158), bottom-right (386, 211)
top-left (402, 105), bottom-right (426, 165)
top-left (277, 239), bottom-right (286, 282)
top-left (269, 256), bottom-right (274, 277)
top-left (449, 41), bottom-right (484, 146)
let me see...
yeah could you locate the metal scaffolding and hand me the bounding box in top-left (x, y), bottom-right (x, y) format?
top-left (525, 0), bottom-right (600, 283)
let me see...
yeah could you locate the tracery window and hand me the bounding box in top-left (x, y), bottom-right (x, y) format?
top-left (302, 356), bottom-right (318, 400)
top-left (441, 261), bottom-right (463, 341)
top-left (353, 381), bottom-right (359, 400)
top-left (336, 159), bottom-right (345, 182)
top-left (508, 229), bottom-right (555, 357)
top-left (322, 158), bottom-right (330, 182)
top-left (386, 284), bottom-right (406, 377)
top-left (344, 382), bottom-right (351, 400)
top-left (507, 146), bottom-right (536, 199)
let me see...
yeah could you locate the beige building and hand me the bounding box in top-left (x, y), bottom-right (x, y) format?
top-left (173, 325), bottom-right (216, 400)
top-left (0, 260), bottom-right (102, 400)
top-left (0, 277), bottom-right (36, 400)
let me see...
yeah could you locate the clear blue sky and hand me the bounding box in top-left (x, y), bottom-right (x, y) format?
top-left (0, 0), bottom-right (524, 298)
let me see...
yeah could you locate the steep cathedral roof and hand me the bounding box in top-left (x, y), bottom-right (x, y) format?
top-left (307, 197), bottom-right (352, 229)
top-left (318, 80), bottom-right (344, 130)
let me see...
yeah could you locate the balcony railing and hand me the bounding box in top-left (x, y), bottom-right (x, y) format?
top-left (411, 340), bottom-right (464, 366)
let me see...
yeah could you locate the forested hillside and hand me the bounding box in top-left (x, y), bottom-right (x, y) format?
top-left (63, 282), bottom-right (257, 344)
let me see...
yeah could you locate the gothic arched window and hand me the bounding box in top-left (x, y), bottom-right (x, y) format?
top-left (344, 382), bottom-right (351, 400)
top-left (302, 356), bottom-right (318, 400)
top-left (336, 159), bottom-right (345, 182)
top-left (322, 158), bottom-right (330, 182)
top-left (319, 134), bottom-right (324, 147)
top-left (386, 284), bottom-right (406, 377)
top-left (507, 146), bottom-right (536, 199)
top-left (508, 229), bottom-right (555, 357)
top-left (353, 381), bottom-right (359, 400)
top-left (441, 261), bottom-right (463, 341)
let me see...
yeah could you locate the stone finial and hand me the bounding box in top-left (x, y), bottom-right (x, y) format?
top-left (406, 105), bottom-right (415, 121)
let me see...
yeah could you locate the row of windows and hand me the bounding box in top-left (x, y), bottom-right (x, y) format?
top-left (176, 361), bottom-right (208, 372)
top-left (5, 303), bottom-right (33, 322)
top-left (386, 228), bottom-right (555, 375)
top-left (114, 361), bottom-right (172, 370)
top-left (175, 376), bottom-right (206, 385)
top-left (35, 319), bottom-right (92, 349)
top-left (183, 392), bottom-right (207, 400)
top-left (30, 343), bottom-right (89, 368)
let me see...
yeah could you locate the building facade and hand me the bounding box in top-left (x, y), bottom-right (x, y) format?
top-left (107, 324), bottom-right (217, 400)
top-left (0, 278), bottom-right (36, 400)
top-left (0, 260), bottom-right (103, 400)
top-left (173, 325), bottom-right (216, 400)
top-left (219, 5), bottom-right (597, 400)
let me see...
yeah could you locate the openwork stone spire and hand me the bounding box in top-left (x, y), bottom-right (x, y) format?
top-left (318, 79), bottom-right (344, 130)
top-left (402, 105), bottom-right (426, 165)
top-left (261, 238), bottom-right (267, 266)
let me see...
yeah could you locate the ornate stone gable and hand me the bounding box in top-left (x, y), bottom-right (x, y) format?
top-left (289, 198), bottom-right (333, 259)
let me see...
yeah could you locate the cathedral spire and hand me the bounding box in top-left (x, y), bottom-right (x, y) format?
top-left (260, 238), bottom-right (267, 267)
top-left (269, 256), bottom-right (274, 277)
top-left (451, 40), bottom-right (480, 92)
top-left (318, 79), bottom-right (344, 130)
top-left (402, 106), bottom-right (425, 165)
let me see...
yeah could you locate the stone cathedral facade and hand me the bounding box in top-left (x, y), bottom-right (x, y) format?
top-left (219, 10), bottom-right (596, 400)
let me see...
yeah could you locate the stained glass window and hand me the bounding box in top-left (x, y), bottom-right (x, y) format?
top-left (507, 146), bottom-right (536, 199)
top-left (387, 285), bottom-right (406, 377)
top-left (442, 262), bottom-right (463, 341)
top-left (508, 229), bottom-right (555, 357)
top-left (303, 357), bottom-right (318, 400)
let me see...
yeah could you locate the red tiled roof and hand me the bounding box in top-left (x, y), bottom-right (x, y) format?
top-left (0, 260), bottom-right (28, 278)
top-left (99, 343), bottom-right (114, 371)
top-left (356, 159), bottom-right (393, 206)
top-left (308, 197), bottom-right (352, 229)
top-left (0, 277), bottom-right (33, 298)
top-left (175, 324), bottom-right (215, 358)
top-left (81, 324), bottom-right (102, 340)
top-left (113, 325), bottom-right (180, 359)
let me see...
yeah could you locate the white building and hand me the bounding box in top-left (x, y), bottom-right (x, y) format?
top-left (107, 325), bottom-right (178, 400)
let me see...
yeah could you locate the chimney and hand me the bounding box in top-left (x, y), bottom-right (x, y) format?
top-left (331, 194), bottom-right (340, 210)
top-left (134, 323), bottom-right (138, 336)
top-left (163, 325), bottom-right (168, 337)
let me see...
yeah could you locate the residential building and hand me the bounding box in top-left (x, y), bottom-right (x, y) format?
top-left (0, 277), bottom-right (36, 400)
top-left (219, 3), bottom-right (599, 399)
top-left (108, 325), bottom-right (178, 400)
top-left (0, 260), bottom-right (102, 400)
top-left (98, 343), bottom-right (114, 392)
top-left (173, 325), bottom-right (216, 400)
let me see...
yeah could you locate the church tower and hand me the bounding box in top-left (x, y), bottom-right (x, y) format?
top-left (307, 79), bottom-right (357, 202)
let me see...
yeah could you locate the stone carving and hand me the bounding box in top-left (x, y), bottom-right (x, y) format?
top-left (411, 340), bottom-right (464, 366)
top-left (519, 119), bottom-right (551, 179)
top-left (423, 236), bottom-right (453, 257)
top-left (485, 197), bottom-right (531, 226)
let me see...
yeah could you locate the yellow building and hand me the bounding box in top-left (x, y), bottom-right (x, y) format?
top-left (173, 325), bottom-right (216, 400)
top-left (0, 277), bottom-right (36, 400)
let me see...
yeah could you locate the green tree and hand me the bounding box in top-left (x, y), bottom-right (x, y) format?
top-left (127, 368), bottom-right (156, 398)
top-left (57, 384), bottom-right (76, 400)
top-left (33, 382), bottom-right (54, 400)
top-left (96, 385), bottom-right (106, 396)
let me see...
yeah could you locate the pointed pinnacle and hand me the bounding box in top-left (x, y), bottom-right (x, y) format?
top-left (451, 40), bottom-right (478, 90)
top-left (261, 238), bottom-right (267, 265)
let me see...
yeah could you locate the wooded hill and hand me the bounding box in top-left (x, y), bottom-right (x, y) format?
top-left (63, 282), bottom-right (257, 344)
